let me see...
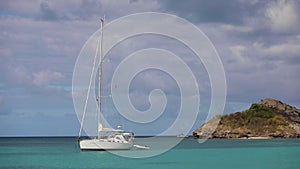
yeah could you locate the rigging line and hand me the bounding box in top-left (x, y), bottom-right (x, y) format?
top-left (78, 23), bottom-right (101, 138)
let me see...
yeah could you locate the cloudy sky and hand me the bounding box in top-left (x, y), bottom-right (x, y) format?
top-left (1, 0), bottom-right (300, 136)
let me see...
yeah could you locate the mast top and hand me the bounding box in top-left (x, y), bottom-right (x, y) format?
top-left (100, 16), bottom-right (105, 24)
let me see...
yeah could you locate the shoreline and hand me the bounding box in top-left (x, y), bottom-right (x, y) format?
top-left (246, 136), bottom-right (272, 139)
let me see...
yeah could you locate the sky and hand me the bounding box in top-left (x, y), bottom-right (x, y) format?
top-left (0, 0), bottom-right (300, 136)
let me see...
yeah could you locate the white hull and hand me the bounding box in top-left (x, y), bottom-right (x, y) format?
top-left (79, 139), bottom-right (133, 150)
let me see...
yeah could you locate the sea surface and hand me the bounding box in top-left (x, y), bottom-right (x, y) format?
top-left (0, 137), bottom-right (299, 169)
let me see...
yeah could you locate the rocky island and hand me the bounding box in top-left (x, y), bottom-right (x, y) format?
top-left (193, 98), bottom-right (300, 139)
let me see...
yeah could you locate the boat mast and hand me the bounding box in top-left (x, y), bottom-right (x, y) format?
top-left (78, 20), bottom-right (102, 139)
top-left (97, 18), bottom-right (104, 138)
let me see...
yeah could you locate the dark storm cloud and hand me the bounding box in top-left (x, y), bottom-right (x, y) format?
top-left (76, 0), bottom-right (103, 20)
top-left (161, 0), bottom-right (266, 24)
top-left (39, 1), bottom-right (59, 21)
top-left (37, 0), bottom-right (99, 21)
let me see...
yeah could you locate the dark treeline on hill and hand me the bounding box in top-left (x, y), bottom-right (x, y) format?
top-left (193, 98), bottom-right (300, 139)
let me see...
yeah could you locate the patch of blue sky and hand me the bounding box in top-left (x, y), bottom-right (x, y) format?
top-left (0, 9), bottom-right (20, 17)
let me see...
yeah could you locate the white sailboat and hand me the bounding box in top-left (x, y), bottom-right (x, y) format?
top-left (78, 18), bottom-right (134, 150)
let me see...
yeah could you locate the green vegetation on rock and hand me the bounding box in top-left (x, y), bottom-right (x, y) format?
top-left (193, 98), bottom-right (300, 139)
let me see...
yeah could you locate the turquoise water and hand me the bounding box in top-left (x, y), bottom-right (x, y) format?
top-left (0, 137), bottom-right (299, 169)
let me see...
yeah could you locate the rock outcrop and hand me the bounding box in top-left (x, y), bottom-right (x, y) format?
top-left (258, 98), bottom-right (300, 123)
top-left (193, 98), bottom-right (300, 139)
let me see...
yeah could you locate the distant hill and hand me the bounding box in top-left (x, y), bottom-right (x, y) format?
top-left (193, 98), bottom-right (300, 139)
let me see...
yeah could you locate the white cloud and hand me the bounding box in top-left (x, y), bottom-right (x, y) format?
top-left (264, 43), bottom-right (300, 56)
top-left (266, 0), bottom-right (300, 33)
top-left (253, 41), bottom-right (300, 58)
top-left (32, 71), bottom-right (64, 86)
top-left (222, 24), bottom-right (253, 33)
top-left (230, 45), bottom-right (247, 62)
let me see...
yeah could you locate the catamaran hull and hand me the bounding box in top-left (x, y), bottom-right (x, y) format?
top-left (79, 139), bottom-right (133, 150)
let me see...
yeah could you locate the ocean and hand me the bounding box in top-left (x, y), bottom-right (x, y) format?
top-left (0, 137), bottom-right (299, 169)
